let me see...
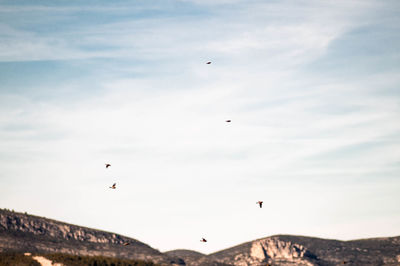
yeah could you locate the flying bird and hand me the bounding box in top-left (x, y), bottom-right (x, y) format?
top-left (105, 163), bottom-right (111, 168)
top-left (256, 201), bottom-right (263, 208)
top-left (109, 183), bottom-right (116, 189)
top-left (206, 61), bottom-right (211, 64)
top-left (225, 120), bottom-right (231, 123)
top-left (200, 238), bottom-right (207, 242)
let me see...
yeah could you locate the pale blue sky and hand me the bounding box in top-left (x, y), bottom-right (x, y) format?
top-left (0, 0), bottom-right (399, 254)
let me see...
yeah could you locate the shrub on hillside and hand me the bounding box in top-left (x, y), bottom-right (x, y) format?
top-left (0, 253), bottom-right (40, 266)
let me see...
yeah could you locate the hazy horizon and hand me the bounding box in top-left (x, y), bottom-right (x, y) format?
top-left (1, 0), bottom-right (399, 254)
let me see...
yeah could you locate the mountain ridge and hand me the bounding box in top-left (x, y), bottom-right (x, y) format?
top-left (0, 208), bottom-right (179, 265)
top-left (1, 208), bottom-right (400, 265)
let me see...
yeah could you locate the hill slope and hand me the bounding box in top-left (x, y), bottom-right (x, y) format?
top-left (0, 209), bottom-right (178, 265)
top-left (164, 250), bottom-right (205, 262)
top-left (205, 235), bottom-right (400, 266)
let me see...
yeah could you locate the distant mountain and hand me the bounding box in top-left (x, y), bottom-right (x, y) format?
top-left (0, 208), bottom-right (181, 265)
top-left (165, 235), bottom-right (400, 265)
top-left (164, 250), bottom-right (205, 262)
top-left (2, 208), bottom-right (400, 266)
top-left (205, 235), bottom-right (400, 266)
top-left (164, 250), bottom-right (228, 266)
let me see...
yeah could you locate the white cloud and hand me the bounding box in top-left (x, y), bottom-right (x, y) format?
top-left (0, 0), bottom-right (399, 253)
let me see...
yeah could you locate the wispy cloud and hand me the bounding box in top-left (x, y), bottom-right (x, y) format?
top-left (0, 0), bottom-right (399, 253)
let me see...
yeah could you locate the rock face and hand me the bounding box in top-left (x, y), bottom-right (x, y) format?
top-left (250, 237), bottom-right (312, 260)
top-left (243, 237), bottom-right (316, 265)
top-left (1, 210), bottom-right (131, 244)
top-left (0, 209), bottom-right (177, 265)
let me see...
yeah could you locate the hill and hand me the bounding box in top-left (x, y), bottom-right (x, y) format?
top-left (2, 208), bottom-right (400, 265)
top-left (164, 250), bottom-right (205, 262)
top-left (0, 209), bottom-right (181, 265)
top-left (205, 234), bottom-right (400, 265)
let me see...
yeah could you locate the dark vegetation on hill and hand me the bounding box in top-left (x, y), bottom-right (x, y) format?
top-left (0, 252), bottom-right (158, 266)
top-left (44, 253), bottom-right (158, 266)
top-left (0, 252), bottom-right (40, 266)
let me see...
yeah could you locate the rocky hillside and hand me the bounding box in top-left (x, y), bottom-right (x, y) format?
top-left (204, 235), bottom-right (400, 266)
top-left (2, 208), bottom-right (400, 265)
top-left (165, 235), bottom-right (400, 265)
top-left (0, 209), bottom-right (181, 265)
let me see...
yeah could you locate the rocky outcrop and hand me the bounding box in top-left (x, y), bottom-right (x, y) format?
top-left (251, 237), bottom-right (314, 259)
top-left (238, 237), bottom-right (316, 265)
top-left (1, 209), bottom-right (135, 245)
top-left (206, 236), bottom-right (317, 266)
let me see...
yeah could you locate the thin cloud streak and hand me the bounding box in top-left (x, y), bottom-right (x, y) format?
top-left (0, 0), bottom-right (399, 254)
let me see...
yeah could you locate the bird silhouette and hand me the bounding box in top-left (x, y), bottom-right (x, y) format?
top-left (109, 183), bottom-right (116, 189)
top-left (226, 120), bottom-right (231, 123)
top-left (256, 201), bottom-right (263, 208)
top-left (206, 61), bottom-right (211, 64)
top-left (105, 163), bottom-right (111, 168)
top-left (200, 238), bottom-right (207, 242)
